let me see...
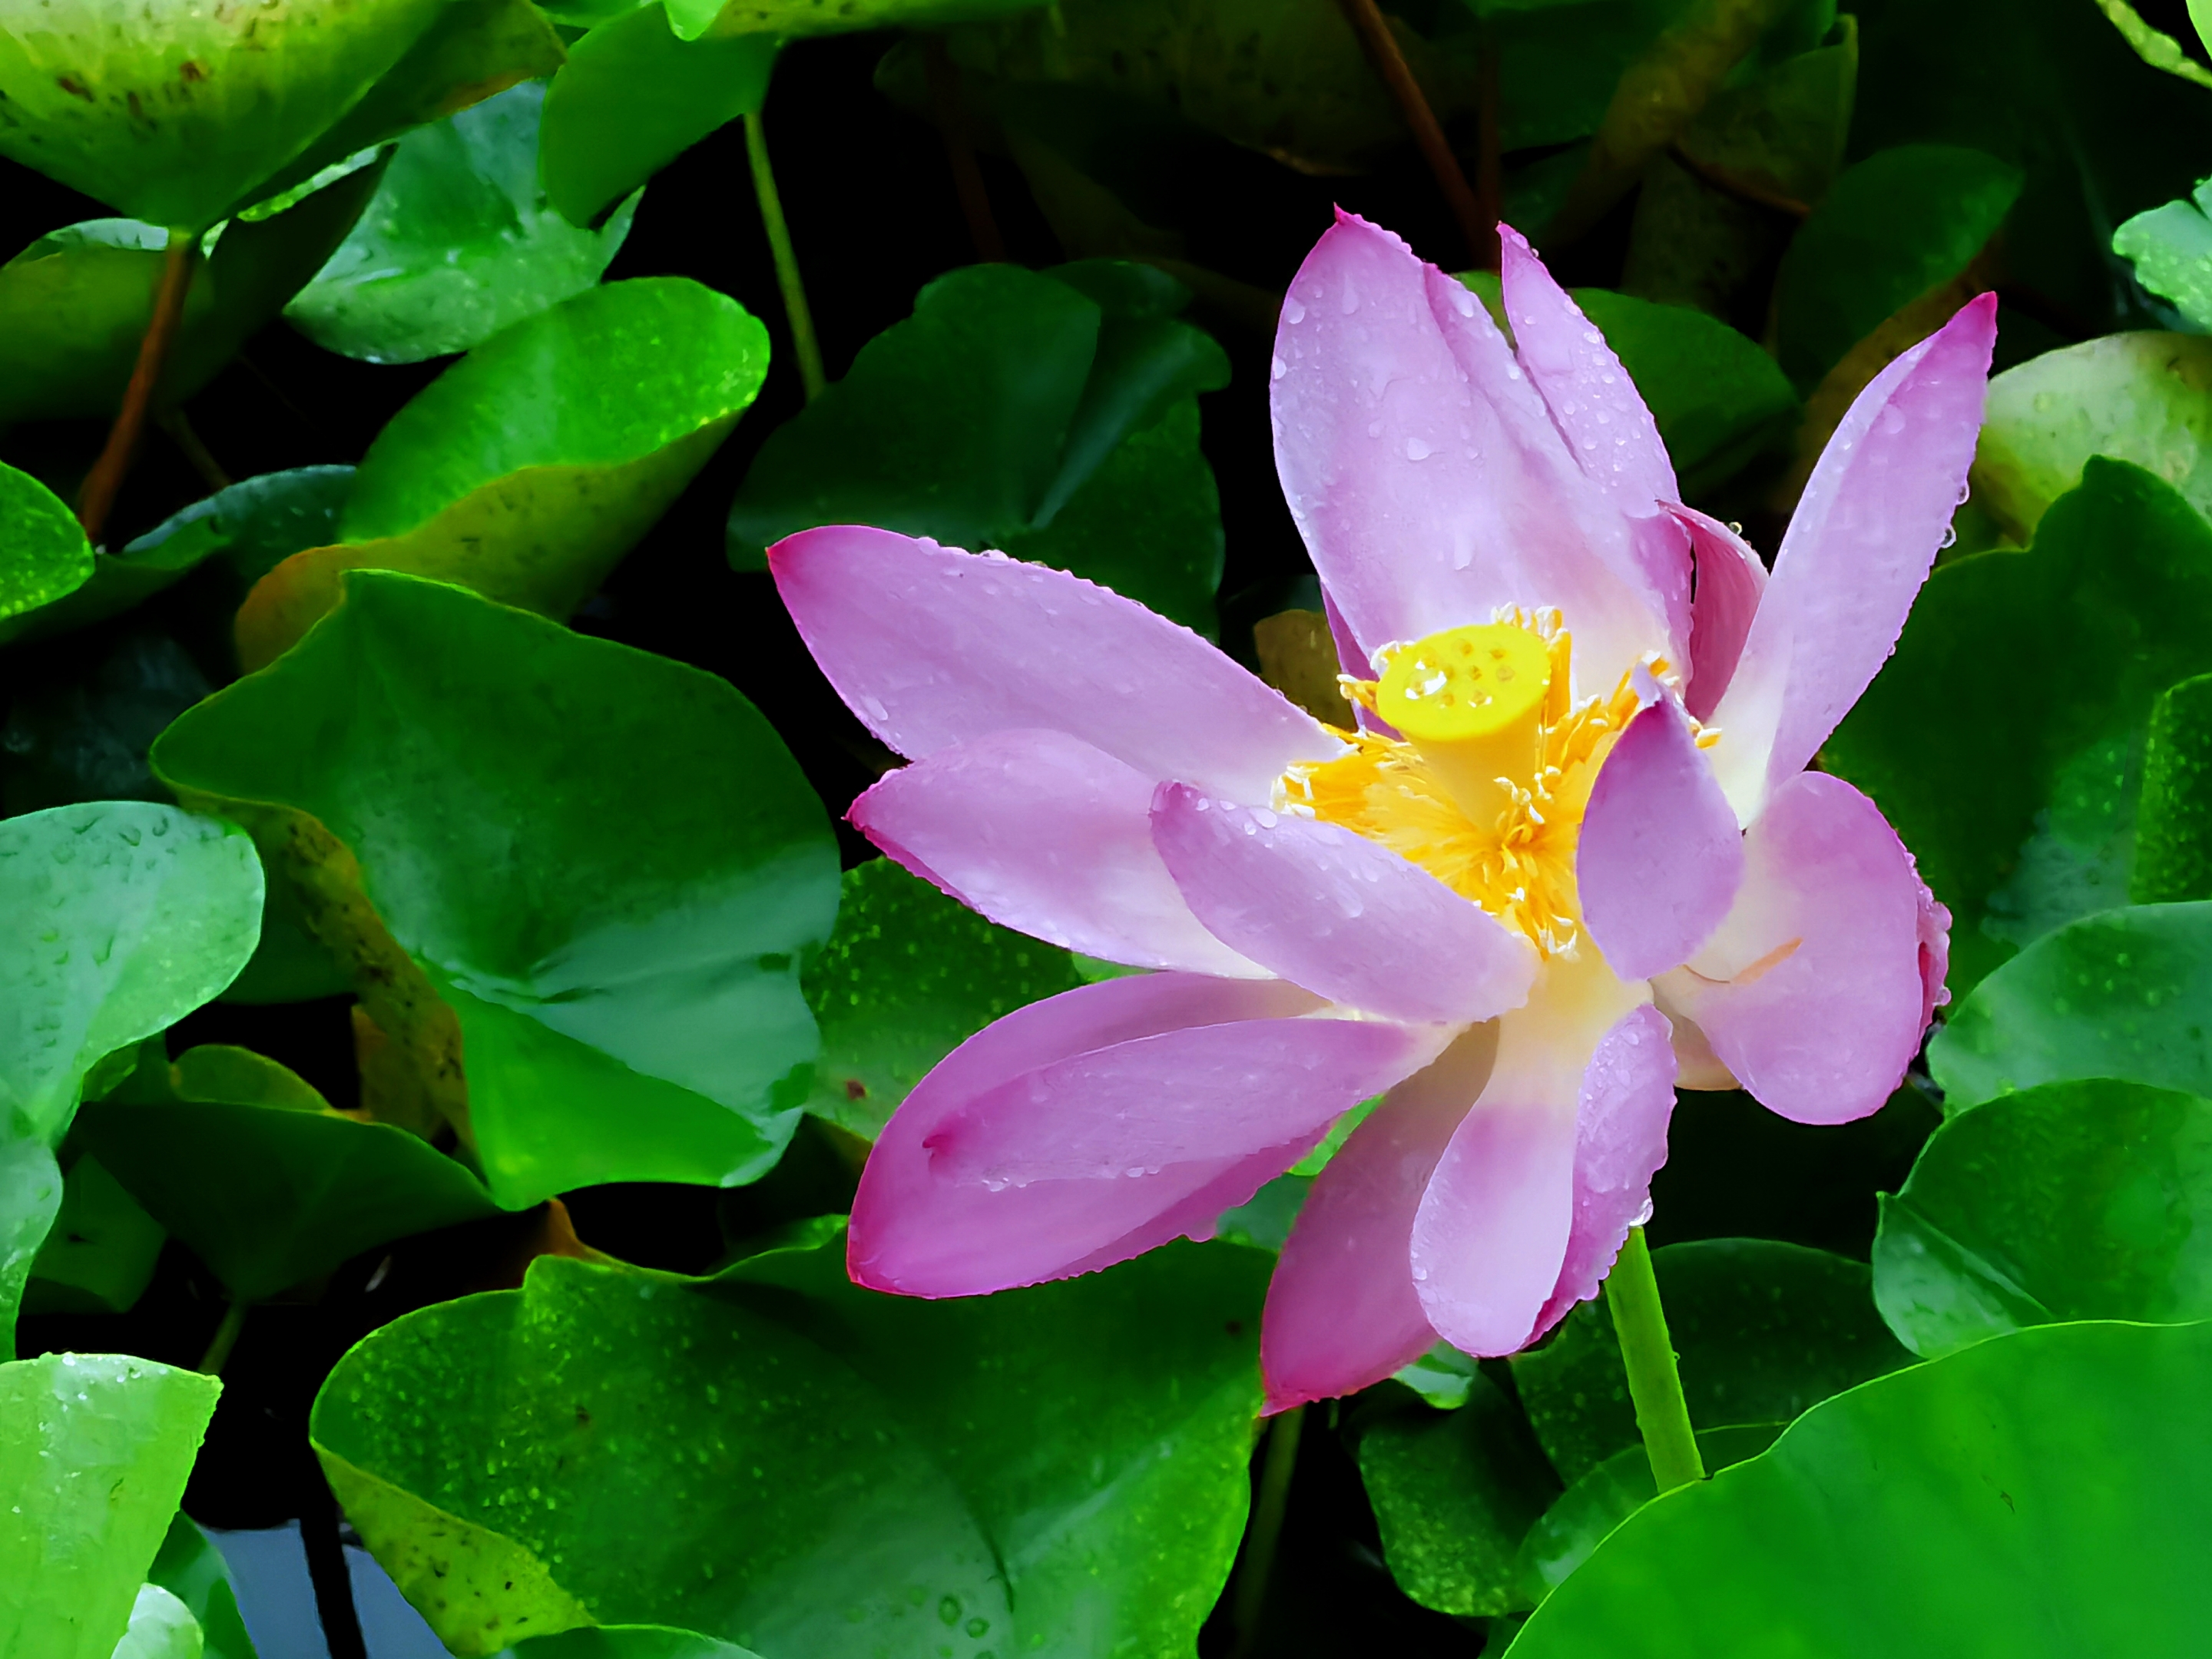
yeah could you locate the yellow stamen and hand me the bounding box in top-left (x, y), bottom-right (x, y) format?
top-left (1374, 623), bottom-right (1551, 827)
top-left (1279, 608), bottom-right (1690, 959)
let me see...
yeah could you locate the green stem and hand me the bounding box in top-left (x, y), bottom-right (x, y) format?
top-left (197, 1298), bottom-right (250, 1376)
top-left (1606, 1227), bottom-right (1704, 1493)
top-left (743, 110), bottom-right (826, 402)
top-left (1228, 1406), bottom-right (1304, 1657)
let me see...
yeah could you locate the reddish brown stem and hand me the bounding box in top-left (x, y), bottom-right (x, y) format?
top-left (78, 234), bottom-right (196, 543)
top-left (1475, 40), bottom-right (1502, 270)
top-left (921, 36), bottom-right (1006, 263)
top-left (1336, 0), bottom-right (1492, 270)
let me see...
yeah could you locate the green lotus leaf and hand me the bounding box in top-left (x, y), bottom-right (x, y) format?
top-left (1, 461), bottom-right (94, 624)
top-left (0, 0), bottom-right (558, 230)
top-left (1620, 19), bottom-right (1857, 320)
top-left (1773, 143), bottom-right (2022, 393)
top-left (1849, 0), bottom-right (2212, 341)
top-left (0, 800), bottom-right (260, 1346)
top-left (1970, 333), bottom-right (2212, 545)
top-left (927, 0), bottom-right (1481, 174)
top-left (0, 801), bottom-right (263, 1148)
top-left (1352, 1370), bottom-right (1561, 1618)
top-left (314, 1230), bottom-right (1267, 1657)
top-left (287, 84), bottom-right (637, 364)
top-left (0, 462), bottom-right (353, 667)
top-left (1506, 1320), bottom-right (2212, 1656)
top-left (0, 466), bottom-right (357, 663)
top-left (78, 1042), bottom-right (500, 1301)
top-left (2134, 674), bottom-right (2212, 903)
top-left (2115, 180), bottom-right (2212, 332)
top-left (540, 5), bottom-right (777, 229)
top-left (242, 0), bottom-right (567, 218)
top-left (1826, 459), bottom-right (2212, 995)
top-left (0, 467), bottom-right (355, 663)
top-left (0, 161), bottom-right (385, 435)
top-left (800, 859), bottom-right (1082, 1141)
top-left (146, 1512), bottom-right (258, 1659)
top-left (727, 261), bottom-right (1227, 632)
top-left (0, 1353), bottom-right (220, 1659)
top-left (1210, 1173), bottom-right (1309, 1253)
top-left (132, 465), bottom-right (353, 579)
top-left (671, 0), bottom-right (1041, 45)
top-left (1929, 903), bottom-right (2212, 1110)
top-left (1874, 1078), bottom-right (2212, 1359)
top-left (1510, 1238), bottom-right (1911, 1485)
top-left (153, 572), bottom-right (837, 1209)
top-left (1541, 0), bottom-right (1836, 246)
top-left (109, 1584), bottom-right (202, 1659)
top-left (1514, 1423), bottom-right (1783, 1610)
top-left (0, 1142), bottom-right (62, 1359)
top-left (939, 0), bottom-right (1764, 177)
top-left (23, 1153), bottom-right (165, 1316)
top-left (239, 278), bottom-right (768, 667)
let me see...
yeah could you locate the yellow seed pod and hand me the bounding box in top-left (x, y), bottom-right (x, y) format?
top-left (1376, 623), bottom-right (1551, 826)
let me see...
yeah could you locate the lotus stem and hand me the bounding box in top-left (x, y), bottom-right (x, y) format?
top-left (921, 36), bottom-right (1006, 263)
top-left (1228, 1405), bottom-right (1304, 1657)
top-left (744, 110), bottom-right (828, 403)
top-left (1475, 38), bottom-right (1502, 269)
top-left (1334, 0), bottom-right (1495, 270)
top-left (78, 230), bottom-right (196, 542)
top-left (197, 1298), bottom-right (250, 1376)
top-left (1606, 1227), bottom-right (1705, 1492)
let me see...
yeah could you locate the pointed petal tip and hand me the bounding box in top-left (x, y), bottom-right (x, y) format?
top-left (1323, 204), bottom-right (1411, 257)
top-left (762, 527), bottom-right (810, 579)
top-left (1939, 290), bottom-right (1999, 358)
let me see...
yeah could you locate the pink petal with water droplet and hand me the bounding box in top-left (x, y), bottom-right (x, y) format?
top-left (1270, 211), bottom-right (1674, 688)
top-left (849, 974), bottom-right (1442, 1295)
top-left (1708, 295), bottom-right (1998, 819)
top-left (1498, 224), bottom-right (1678, 512)
top-left (1151, 782), bottom-right (1537, 1024)
top-left (1261, 1028), bottom-right (1495, 1410)
top-left (772, 525), bottom-right (1339, 798)
top-left (1497, 227), bottom-right (1692, 653)
top-left (1532, 1004), bottom-right (1678, 1334)
top-left (1657, 772), bottom-right (1929, 1126)
top-left (928, 1016), bottom-right (1448, 1187)
top-left (1578, 677), bottom-right (1744, 981)
top-left (852, 730), bottom-right (1267, 978)
top-left (1410, 956), bottom-right (1647, 1354)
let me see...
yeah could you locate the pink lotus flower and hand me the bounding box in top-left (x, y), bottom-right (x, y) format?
top-left (770, 213), bottom-right (1995, 1411)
